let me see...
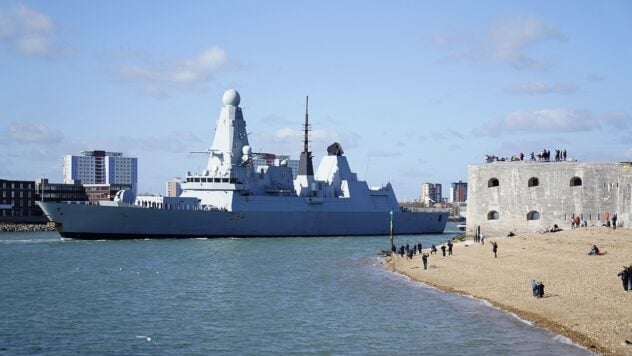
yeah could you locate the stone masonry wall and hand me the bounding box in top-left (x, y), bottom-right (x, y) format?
top-left (466, 162), bottom-right (632, 236)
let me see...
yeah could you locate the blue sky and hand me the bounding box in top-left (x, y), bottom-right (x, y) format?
top-left (1, 1), bottom-right (631, 200)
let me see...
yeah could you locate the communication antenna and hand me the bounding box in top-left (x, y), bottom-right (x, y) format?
top-left (298, 96), bottom-right (314, 176)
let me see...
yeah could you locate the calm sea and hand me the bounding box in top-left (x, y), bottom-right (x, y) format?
top-left (0, 225), bottom-right (588, 355)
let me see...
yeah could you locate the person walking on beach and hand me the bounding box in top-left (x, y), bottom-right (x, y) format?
top-left (537, 281), bottom-right (545, 298)
top-left (441, 245), bottom-right (446, 257)
top-left (612, 214), bottom-right (618, 230)
top-left (480, 233), bottom-right (485, 245)
top-left (530, 279), bottom-right (537, 297)
top-left (422, 253), bottom-right (428, 270)
top-left (447, 240), bottom-right (453, 256)
top-left (491, 241), bottom-right (498, 258)
top-left (431, 244), bottom-right (437, 255)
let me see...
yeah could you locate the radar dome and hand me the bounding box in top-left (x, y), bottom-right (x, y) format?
top-left (222, 89), bottom-right (241, 107)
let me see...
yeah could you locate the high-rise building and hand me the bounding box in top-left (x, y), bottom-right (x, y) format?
top-left (450, 180), bottom-right (468, 203)
top-left (166, 179), bottom-right (182, 197)
top-left (63, 150), bottom-right (137, 192)
top-left (420, 183), bottom-right (442, 206)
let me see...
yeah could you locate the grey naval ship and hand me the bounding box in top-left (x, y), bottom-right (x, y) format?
top-left (38, 90), bottom-right (448, 239)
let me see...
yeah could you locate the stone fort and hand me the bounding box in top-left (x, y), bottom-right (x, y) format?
top-left (466, 161), bottom-right (632, 236)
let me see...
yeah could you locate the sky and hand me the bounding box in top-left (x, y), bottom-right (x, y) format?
top-left (1, 1), bottom-right (631, 200)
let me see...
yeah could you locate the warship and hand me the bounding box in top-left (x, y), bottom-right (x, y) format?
top-left (38, 90), bottom-right (448, 239)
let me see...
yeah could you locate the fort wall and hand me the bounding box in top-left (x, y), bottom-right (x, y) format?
top-left (466, 162), bottom-right (632, 236)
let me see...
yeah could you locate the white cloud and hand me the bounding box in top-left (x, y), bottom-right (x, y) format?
top-left (116, 46), bottom-right (230, 96)
top-left (474, 109), bottom-right (632, 137)
top-left (252, 127), bottom-right (360, 157)
top-left (474, 109), bottom-right (596, 136)
top-left (434, 17), bottom-right (566, 70)
top-left (1, 121), bottom-right (63, 144)
top-left (503, 81), bottom-right (577, 95)
top-left (0, 5), bottom-right (66, 58)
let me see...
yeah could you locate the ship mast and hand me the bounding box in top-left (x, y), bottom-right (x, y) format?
top-left (298, 96), bottom-right (314, 176)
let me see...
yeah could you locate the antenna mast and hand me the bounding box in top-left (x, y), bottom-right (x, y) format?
top-left (303, 96), bottom-right (310, 153)
top-left (298, 96), bottom-right (314, 176)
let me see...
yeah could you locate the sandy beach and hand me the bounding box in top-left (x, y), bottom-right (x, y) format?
top-left (387, 227), bottom-right (632, 355)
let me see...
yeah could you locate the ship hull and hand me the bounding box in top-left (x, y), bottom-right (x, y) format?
top-left (38, 202), bottom-right (448, 239)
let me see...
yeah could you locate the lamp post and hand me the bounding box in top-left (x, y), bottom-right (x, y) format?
top-left (389, 210), bottom-right (394, 251)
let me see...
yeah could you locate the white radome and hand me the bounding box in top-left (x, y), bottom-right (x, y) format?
top-left (222, 89), bottom-right (241, 107)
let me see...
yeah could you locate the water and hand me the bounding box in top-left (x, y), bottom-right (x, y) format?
top-left (0, 227), bottom-right (589, 355)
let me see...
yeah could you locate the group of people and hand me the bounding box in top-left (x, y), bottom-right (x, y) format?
top-left (617, 265), bottom-right (632, 291)
top-left (393, 240), bottom-right (459, 270)
top-left (530, 280), bottom-right (545, 298)
top-left (571, 213), bottom-right (618, 229)
top-left (394, 242), bottom-right (424, 260)
top-left (484, 148), bottom-right (569, 163)
top-left (474, 226), bottom-right (485, 244)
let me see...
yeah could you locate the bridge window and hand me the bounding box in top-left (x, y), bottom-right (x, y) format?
top-left (570, 177), bottom-right (582, 187)
top-left (487, 210), bottom-right (499, 220)
top-left (528, 177), bottom-right (539, 187)
top-left (527, 211), bottom-right (540, 220)
top-left (488, 178), bottom-right (499, 187)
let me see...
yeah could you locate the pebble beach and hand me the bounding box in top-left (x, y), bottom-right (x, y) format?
top-left (387, 227), bottom-right (632, 355)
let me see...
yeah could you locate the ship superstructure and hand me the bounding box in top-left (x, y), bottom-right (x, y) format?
top-left (38, 90), bottom-right (448, 239)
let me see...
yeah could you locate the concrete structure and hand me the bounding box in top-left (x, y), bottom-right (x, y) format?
top-left (466, 161), bottom-right (632, 236)
top-left (420, 183), bottom-right (442, 206)
top-left (450, 180), bottom-right (468, 203)
top-left (166, 179), bottom-right (182, 197)
top-left (63, 150), bottom-right (137, 192)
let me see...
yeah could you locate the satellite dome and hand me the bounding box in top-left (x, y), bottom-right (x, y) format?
top-left (222, 89), bottom-right (241, 107)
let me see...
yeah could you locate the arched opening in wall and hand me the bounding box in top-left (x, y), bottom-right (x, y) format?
top-left (528, 177), bottom-right (539, 187)
top-left (570, 177), bottom-right (582, 187)
top-left (488, 178), bottom-right (499, 187)
top-left (527, 211), bottom-right (540, 220)
top-left (487, 210), bottom-right (499, 220)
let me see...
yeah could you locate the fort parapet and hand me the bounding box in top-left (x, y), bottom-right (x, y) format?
top-left (466, 161), bottom-right (632, 236)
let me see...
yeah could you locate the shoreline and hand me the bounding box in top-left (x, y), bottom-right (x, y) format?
top-left (0, 223), bottom-right (55, 233)
top-left (387, 264), bottom-right (602, 354)
top-left (387, 228), bottom-right (632, 355)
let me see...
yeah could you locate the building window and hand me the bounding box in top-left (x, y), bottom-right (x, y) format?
top-left (487, 210), bottom-right (499, 220)
top-left (528, 177), bottom-right (539, 187)
top-left (570, 177), bottom-right (582, 187)
top-left (488, 178), bottom-right (499, 187)
top-left (527, 211), bottom-right (540, 220)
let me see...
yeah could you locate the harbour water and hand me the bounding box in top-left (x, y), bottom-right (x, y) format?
top-left (0, 226), bottom-right (589, 355)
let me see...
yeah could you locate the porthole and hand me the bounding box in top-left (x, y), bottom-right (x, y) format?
top-left (527, 211), bottom-right (540, 220)
top-left (528, 177), bottom-right (539, 187)
top-left (570, 177), bottom-right (582, 187)
top-left (487, 210), bottom-right (499, 220)
top-left (488, 178), bottom-right (499, 187)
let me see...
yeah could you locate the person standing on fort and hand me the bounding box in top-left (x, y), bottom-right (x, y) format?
top-left (441, 245), bottom-right (446, 258)
top-left (447, 240), bottom-right (453, 256)
top-left (491, 241), bottom-right (498, 258)
top-left (612, 214), bottom-right (618, 230)
top-left (422, 253), bottom-right (428, 270)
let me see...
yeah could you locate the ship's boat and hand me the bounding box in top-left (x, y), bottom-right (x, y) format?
top-left (38, 90), bottom-right (448, 239)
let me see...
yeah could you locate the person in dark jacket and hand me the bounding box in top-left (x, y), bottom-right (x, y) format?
top-left (431, 244), bottom-right (437, 255)
top-left (617, 266), bottom-right (630, 291)
top-left (447, 241), bottom-right (453, 256)
top-left (422, 253), bottom-right (428, 270)
top-left (491, 241), bottom-right (498, 258)
top-left (440, 245), bottom-right (446, 257)
top-left (537, 281), bottom-right (545, 298)
top-left (612, 214), bottom-right (618, 230)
